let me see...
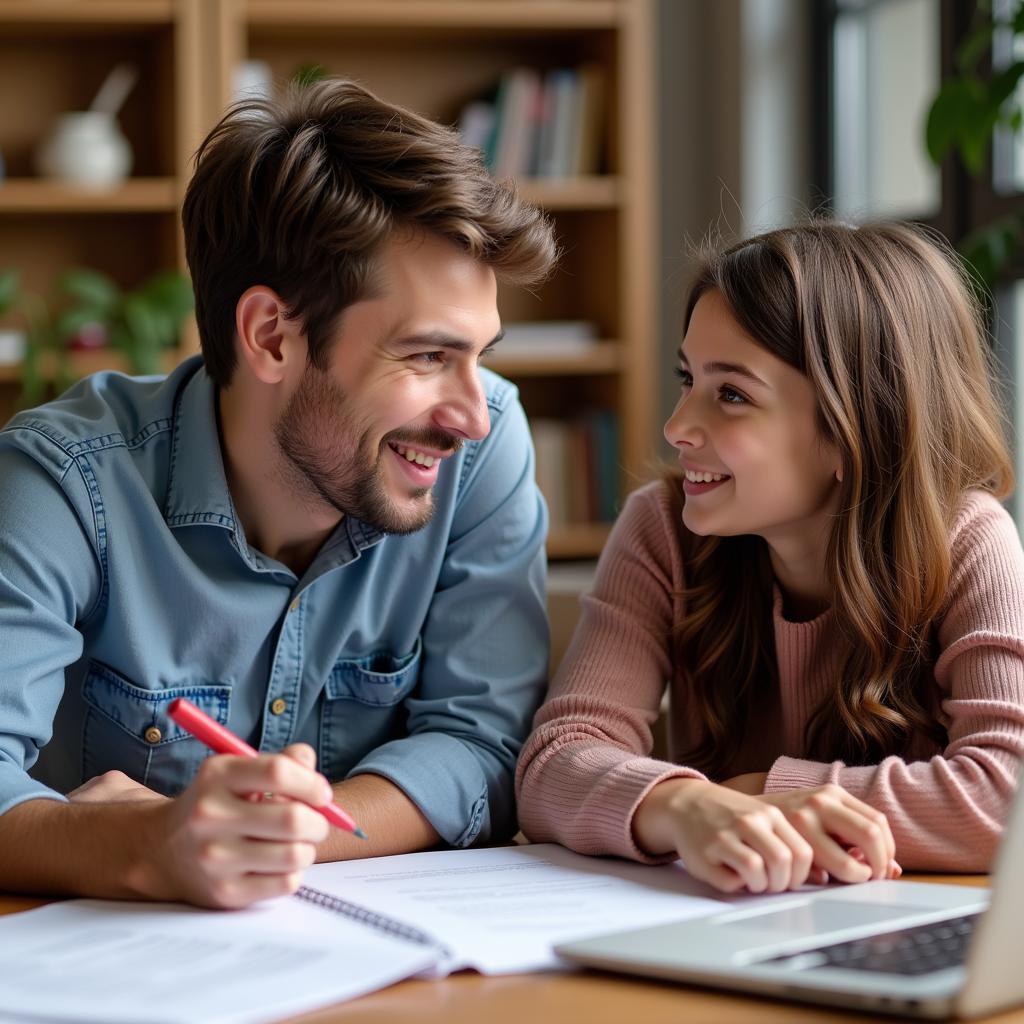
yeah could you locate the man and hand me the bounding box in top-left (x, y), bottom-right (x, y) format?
top-left (0, 80), bottom-right (556, 908)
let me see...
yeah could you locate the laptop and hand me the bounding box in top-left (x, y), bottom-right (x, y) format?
top-left (555, 781), bottom-right (1024, 1019)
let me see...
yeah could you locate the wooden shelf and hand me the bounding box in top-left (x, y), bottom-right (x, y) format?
top-left (490, 341), bottom-right (621, 377)
top-left (547, 522), bottom-right (612, 560)
top-left (0, 179), bottom-right (178, 214)
top-left (0, 0), bottom-right (658, 562)
top-left (517, 177), bottom-right (620, 211)
top-left (245, 1), bottom-right (618, 31)
top-left (0, 1), bottom-right (174, 28)
top-left (0, 348), bottom-right (185, 384)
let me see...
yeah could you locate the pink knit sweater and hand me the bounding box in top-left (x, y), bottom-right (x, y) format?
top-left (516, 482), bottom-right (1024, 871)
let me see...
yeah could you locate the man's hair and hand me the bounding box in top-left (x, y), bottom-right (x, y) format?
top-left (182, 78), bottom-right (557, 386)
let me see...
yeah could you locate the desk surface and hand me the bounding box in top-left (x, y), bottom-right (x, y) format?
top-left (2, 874), bottom-right (1020, 1024)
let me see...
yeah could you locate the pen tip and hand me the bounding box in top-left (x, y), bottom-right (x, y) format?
top-left (354, 828), bottom-right (369, 840)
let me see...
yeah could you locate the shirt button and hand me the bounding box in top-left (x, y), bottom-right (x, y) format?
top-left (290, 597), bottom-right (301, 612)
top-left (143, 726), bottom-right (162, 744)
top-left (270, 698), bottom-right (287, 716)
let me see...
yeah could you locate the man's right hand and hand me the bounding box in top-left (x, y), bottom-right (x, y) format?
top-left (133, 744), bottom-right (332, 908)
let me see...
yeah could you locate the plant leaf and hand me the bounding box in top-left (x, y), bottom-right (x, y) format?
top-left (959, 216), bottom-right (1024, 290)
top-left (957, 22), bottom-right (996, 73)
top-left (926, 79), bottom-right (981, 164)
top-left (988, 59), bottom-right (1024, 107)
top-left (0, 268), bottom-right (20, 315)
top-left (59, 268), bottom-right (121, 312)
top-left (122, 295), bottom-right (161, 375)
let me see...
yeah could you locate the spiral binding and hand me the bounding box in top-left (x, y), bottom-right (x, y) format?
top-left (295, 885), bottom-right (452, 957)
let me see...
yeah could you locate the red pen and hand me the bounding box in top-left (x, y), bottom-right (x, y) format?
top-left (167, 696), bottom-right (368, 839)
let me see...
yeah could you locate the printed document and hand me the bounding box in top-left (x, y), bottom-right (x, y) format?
top-left (0, 843), bottom-right (742, 1023)
top-left (304, 842), bottom-right (735, 974)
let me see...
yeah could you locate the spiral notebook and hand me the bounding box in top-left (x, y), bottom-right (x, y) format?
top-left (0, 844), bottom-right (734, 1024)
top-left (294, 883), bottom-right (454, 963)
top-left (293, 842), bottom-right (734, 976)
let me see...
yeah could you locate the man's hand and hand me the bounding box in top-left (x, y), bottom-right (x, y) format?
top-left (132, 743), bottom-right (332, 909)
top-left (68, 771), bottom-right (166, 804)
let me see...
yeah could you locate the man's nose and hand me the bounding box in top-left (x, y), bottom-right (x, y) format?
top-left (436, 368), bottom-right (490, 442)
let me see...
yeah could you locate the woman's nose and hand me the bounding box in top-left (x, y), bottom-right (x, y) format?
top-left (663, 395), bottom-right (704, 449)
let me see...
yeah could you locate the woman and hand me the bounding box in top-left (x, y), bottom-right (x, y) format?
top-left (516, 222), bottom-right (1024, 894)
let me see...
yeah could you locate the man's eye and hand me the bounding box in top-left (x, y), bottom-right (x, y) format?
top-left (413, 352), bottom-right (443, 365)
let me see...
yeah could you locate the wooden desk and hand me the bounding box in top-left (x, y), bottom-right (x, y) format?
top-left (3, 875), bottom-right (1021, 1024)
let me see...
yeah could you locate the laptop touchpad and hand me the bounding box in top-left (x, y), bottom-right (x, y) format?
top-left (716, 900), bottom-right (926, 937)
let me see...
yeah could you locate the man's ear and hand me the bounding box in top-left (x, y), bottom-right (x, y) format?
top-left (235, 286), bottom-right (303, 385)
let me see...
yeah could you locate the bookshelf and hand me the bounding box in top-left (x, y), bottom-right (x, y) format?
top-left (0, 0), bottom-right (212, 422)
top-left (0, 0), bottom-right (657, 562)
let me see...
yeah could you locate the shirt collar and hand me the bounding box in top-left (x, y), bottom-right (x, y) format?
top-left (163, 358), bottom-right (238, 532)
top-left (163, 357), bottom-right (385, 569)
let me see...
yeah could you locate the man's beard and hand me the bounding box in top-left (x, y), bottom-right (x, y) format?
top-left (274, 365), bottom-right (459, 535)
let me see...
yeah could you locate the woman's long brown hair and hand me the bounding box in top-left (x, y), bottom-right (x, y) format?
top-left (673, 222), bottom-right (1014, 776)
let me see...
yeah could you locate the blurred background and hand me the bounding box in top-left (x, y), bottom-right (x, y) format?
top-left (0, 0), bottom-right (1021, 626)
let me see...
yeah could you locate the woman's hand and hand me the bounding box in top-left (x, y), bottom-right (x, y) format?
top-left (633, 778), bottom-right (815, 893)
top-left (633, 778), bottom-right (898, 894)
top-left (758, 784), bottom-right (898, 882)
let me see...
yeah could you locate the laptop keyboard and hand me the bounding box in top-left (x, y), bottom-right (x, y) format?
top-left (767, 913), bottom-right (980, 976)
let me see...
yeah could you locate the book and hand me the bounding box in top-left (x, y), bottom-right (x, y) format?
top-left (569, 63), bottom-right (606, 175)
top-left (530, 409), bottom-right (619, 526)
top-left (491, 67), bottom-right (541, 178)
top-left (498, 319), bottom-right (599, 359)
top-left (458, 99), bottom-right (495, 155)
top-left (535, 67), bottom-right (577, 178)
top-left (531, 418), bottom-right (570, 527)
top-left (0, 844), bottom-right (735, 1023)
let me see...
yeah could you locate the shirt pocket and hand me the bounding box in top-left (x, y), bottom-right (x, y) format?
top-left (319, 637), bottom-right (422, 779)
top-left (81, 661), bottom-right (231, 796)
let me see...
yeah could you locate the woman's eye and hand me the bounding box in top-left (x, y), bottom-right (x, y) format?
top-left (720, 385), bottom-right (747, 405)
top-left (673, 366), bottom-right (692, 386)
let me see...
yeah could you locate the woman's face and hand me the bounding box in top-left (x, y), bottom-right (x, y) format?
top-left (664, 289), bottom-right (842, 546)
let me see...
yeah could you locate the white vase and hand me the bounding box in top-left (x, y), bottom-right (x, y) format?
top-left (36, 112), bottom-right (133, 188)
top-left (0, 329), bottom-right (26, 365)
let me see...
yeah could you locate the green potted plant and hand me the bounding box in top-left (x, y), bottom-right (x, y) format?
top-left (926, 2), bottom-right (1024, 289)
top-left (0, 267), bottom-right (66, 409)
top-left (57, 268), bottom-right (194, 376)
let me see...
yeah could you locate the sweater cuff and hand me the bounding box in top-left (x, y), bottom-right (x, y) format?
top-left (764, 755), bottom-right (836, 793)
top-left (606, 760), bottom-right (705, 864)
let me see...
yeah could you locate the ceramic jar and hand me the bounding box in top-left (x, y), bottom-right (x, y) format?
top-left (36, 112), bottom-right (133, 188)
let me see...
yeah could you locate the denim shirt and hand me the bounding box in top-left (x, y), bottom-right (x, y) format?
top-left (0, 356), bottom-right (549, 846)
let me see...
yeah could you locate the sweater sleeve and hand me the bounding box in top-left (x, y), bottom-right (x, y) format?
top-left (765, 493), bottom-right (1024, 871)
top-left (515, 483), bottom-right (704, 862)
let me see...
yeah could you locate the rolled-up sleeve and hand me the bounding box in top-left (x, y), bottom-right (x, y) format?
top-left (0, 444), bottom-right (102, 816)
top-left (347, 382), bottom-right (548, 845)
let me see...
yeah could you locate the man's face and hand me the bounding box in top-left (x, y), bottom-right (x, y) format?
top-left (274, 232), bottom-right (500, 534)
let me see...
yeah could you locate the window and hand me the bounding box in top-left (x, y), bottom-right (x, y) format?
top-left (830, 0), bottom-right (941, 220)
